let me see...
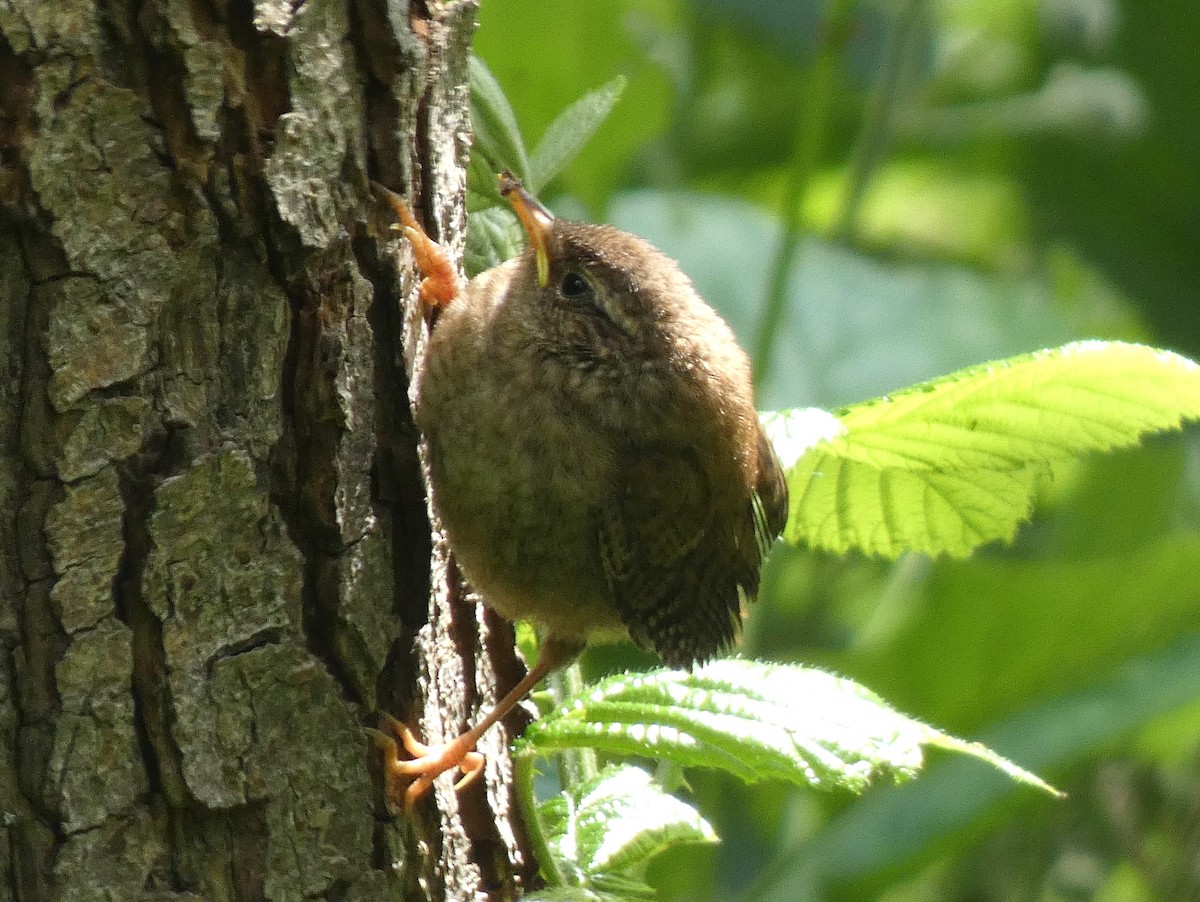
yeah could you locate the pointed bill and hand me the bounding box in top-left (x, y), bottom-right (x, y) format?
top-left (498, 169), bottom-right (554, 287)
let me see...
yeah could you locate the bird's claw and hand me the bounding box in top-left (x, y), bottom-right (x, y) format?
top-left (370, 712), bottom-right (485, 809)
top-left (373, 183), bottom-right (461, 311)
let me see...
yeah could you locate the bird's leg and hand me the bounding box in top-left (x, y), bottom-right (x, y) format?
top-left (373, 183), bottom-right (460, 312)
top-left (373, 635), bottom-right (585, 810)
top-left (368, 712), bottom-right (485, 808)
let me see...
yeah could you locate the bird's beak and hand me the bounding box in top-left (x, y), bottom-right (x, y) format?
top-left (499, 171), bottom-right (554, 288)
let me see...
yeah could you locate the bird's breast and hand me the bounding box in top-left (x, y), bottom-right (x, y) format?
top-left (416, 305), bottom-right (622, 639)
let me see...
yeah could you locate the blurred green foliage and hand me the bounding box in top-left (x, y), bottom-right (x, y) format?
top-left (474, 1), bottom-right (1200, 900)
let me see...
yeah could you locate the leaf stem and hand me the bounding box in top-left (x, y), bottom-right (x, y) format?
top-left (836, 0), bottom-right (929, 241)
top-left (753, 1), bottom-right (856, 385)
top-left (550, 664), bottom-right (598, 787)
top-left (514, 750), bottom-right (568, 886)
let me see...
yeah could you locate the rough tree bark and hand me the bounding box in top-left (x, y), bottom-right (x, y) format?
top-left (0, 0), bottom-right (534, 899)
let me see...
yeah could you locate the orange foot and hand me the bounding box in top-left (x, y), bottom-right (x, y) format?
top-left (369, 712), bottom-right (485, 810)
top-left (369, 637), bottom-right (580, 810)
top-left (373, 184), bottom-right (461, 311)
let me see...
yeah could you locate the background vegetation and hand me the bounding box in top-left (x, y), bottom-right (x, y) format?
top-left (472, 2), bottom-right (1200, 900)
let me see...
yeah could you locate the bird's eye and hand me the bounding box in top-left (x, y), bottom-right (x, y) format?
top-left (560, 271), bottom-right (591, 298)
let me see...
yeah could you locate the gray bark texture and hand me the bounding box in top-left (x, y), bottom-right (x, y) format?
top-left (0, 0), bottom-right (536, 899)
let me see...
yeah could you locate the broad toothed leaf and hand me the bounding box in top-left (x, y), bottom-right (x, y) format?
top-left (767, 341), bottom-right (1200, 558)
top-left (521, 660), bottom-right (1058, 797)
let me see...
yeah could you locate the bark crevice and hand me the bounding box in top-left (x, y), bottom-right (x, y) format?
top-left (0, 0), bottom-right (532, 897)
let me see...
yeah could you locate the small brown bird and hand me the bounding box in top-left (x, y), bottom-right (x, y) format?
top-left (374, 174), bottom-right (788, 807)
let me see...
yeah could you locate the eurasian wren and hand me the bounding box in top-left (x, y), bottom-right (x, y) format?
top-left (374, 175), bottom-right (788, 807)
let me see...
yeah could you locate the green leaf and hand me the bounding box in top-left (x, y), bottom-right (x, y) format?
top-left (774, 341), bottom-right (1200, 558)
top-left (474, 10), bottom-right (672, 210)
top-left (519, 892), bottom-right (635, 902)
top-left (466, 147), bottom-right (504, 213)
top-left (469, 55), bottom-right (530, 184)
top-left (528, 76), bottom-right (627, 193)
top-left (536, 764), bottom-right (716, 897)
top-left (464, 205), bottom-right (523, 278)
top-left (519, 660), bottom-right (1058, 797)
top-left (758, 407), bottom-right (845, 471)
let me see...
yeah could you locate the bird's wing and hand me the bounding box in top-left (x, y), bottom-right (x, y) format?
top-left (750, 422), bottom-right (790, 560)
top-left (598, 441), bottom-right (782, 669)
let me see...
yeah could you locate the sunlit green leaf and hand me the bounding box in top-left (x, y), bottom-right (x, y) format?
top-left (537, 764), bottom-right (715, 896)
top-left (759, 407), bottom-right (845, 471)
top-left (469, 55), bottom-right (529, 183)
top-left (528, 76), bottom-right (627, 192)
top-left (520, 660), bottom-right (1057, 796)
top-left (473, 7), bottom-right (672, 210)
top-left (520, 889), bottom-right (634, 902)
top-left (778, 341), bottom-right (1200, 558)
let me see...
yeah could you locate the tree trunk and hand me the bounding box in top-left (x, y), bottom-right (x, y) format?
top-left (0, 0), bottom-right (533, 898)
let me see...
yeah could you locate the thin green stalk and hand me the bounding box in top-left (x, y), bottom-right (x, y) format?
top-left (753, 1), bottom-right (856, 386)
top-left (552, 663), bottom-right (598, 784)
top-left (548, 666), bottom-right (597, 788)
top-left (514, 751), bottom-right (568, 887)
top-left (837, 0), bottom-right (929, 241)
